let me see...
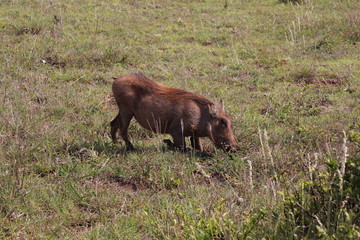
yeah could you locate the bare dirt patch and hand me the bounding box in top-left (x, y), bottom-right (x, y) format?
top-left (292, 69), bottom-right (348, 86)
top-left (85, 174), bottom-right (155, 192)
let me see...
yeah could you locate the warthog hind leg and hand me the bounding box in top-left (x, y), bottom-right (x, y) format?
top-left (163, 139), bottom-right (174, 149)
top-left (120, 112), bottom-right (134, 151)
top-left (111, 111), bottom-right (135, 151)
top-left (110, 113), bottom-right (121, 143)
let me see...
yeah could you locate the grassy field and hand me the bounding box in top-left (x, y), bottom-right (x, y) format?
top-left (1, 0), bottom-right (359, 239)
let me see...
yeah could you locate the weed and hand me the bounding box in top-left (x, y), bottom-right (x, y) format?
top-left (279, 0), bottom-right (304, 4)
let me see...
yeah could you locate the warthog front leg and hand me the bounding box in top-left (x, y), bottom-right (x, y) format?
top-left (190, 136), bottom-right (203, 151)
top-left (170, 133), bottom-right (186, 152)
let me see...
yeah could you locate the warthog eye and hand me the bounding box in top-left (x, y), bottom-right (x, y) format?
top-left (220, 118), bottom-right (227, 127)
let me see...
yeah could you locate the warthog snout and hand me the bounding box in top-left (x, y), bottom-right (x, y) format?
top-left (215, 138), bottom-right (237, 152)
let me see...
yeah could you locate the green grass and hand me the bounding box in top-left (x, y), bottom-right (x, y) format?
top-left (1, 0), bottom-right (359, 239)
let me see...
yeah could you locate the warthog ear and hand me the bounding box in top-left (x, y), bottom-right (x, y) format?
top-left (208, 104), bottom-right (218, 117)
top-left (220, 100), bottom-right (225, 112)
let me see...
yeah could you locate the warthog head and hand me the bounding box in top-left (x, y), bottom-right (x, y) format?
top-left (207, 101), bottom-right (237, 151)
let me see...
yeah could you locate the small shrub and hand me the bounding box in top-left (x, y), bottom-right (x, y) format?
top-left (277, 137), bottom-right (360, 239)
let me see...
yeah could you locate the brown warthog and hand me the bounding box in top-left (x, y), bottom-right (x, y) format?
top-left (111, 73), bottom-right (237, 152)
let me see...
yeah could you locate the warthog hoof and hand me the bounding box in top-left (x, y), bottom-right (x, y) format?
top-left (163, 139), bottom-right (174, 149)
top-left (126, 144), bottom-right (135, 151)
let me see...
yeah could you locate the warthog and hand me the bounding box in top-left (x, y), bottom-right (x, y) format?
top-left (111, 73), bottom-right (237, 152)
